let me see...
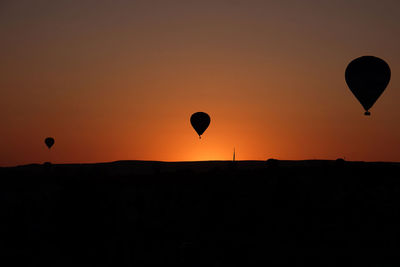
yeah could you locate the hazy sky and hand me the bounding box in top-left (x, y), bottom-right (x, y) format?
top-left (1, 0), bottom-right (399, 166)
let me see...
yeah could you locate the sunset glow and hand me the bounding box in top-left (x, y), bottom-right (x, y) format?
top-left (1, 0), bottom-right (400, 166)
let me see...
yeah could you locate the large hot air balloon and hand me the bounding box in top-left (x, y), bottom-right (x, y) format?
top-left (345, 56), bottom-right (391, 115)
top-left (190, 112), bottom-right (210, 139)
top-left (44, 137), bottom-right (55, 149)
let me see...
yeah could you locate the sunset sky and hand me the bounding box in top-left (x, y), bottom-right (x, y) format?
top-left (1, 0), bottom-right (399, 166)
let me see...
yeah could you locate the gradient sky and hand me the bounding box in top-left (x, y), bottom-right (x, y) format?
top-left (1, 0), bottom-right (400, 166)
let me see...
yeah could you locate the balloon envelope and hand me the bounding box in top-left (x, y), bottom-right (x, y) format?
top-left (45, 137), bottom-right (55, 149)
top-left (190, 112), bottom-right (210, 138)
top-left (345, 56), bottom-right (391, 115)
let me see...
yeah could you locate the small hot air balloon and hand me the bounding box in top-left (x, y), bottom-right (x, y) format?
top-left (45, 137), bottom-right (55, 149)
top-left (190, 112), bottom-right (210, 139)
top-left (345, 56), bottom-right (391, 116)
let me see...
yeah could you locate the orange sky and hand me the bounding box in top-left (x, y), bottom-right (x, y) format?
top-left (1, 0), bottom-right (400, 166)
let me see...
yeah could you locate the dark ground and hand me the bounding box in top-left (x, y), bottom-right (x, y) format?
top-left (1, 160), bottom-right (400, 266)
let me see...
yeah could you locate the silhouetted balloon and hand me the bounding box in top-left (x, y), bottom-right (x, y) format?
top-left (45, 137), bottom-right (55, 149)
top-left (190, 112), bottom-right (210, 139)
top-left (345, 56), bottom-right (391, 116)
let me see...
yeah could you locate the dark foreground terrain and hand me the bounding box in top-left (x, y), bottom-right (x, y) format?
top-left (1, 160), bottom-right (400, 266)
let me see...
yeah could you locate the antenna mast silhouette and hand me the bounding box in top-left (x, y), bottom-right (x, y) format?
top-left (233, 147), bottom-right (235, 162)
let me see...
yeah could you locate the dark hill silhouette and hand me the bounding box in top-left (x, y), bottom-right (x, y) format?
top-left (1, 160), bottom-right (400, 266)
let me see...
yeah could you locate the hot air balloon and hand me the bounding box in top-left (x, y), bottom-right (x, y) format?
top-left (190, 112), bottom-right (210, 139)
top-left (45, 137), bottom-right (55, 149)
top-left (345, 56), bottom-right (391, 116)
